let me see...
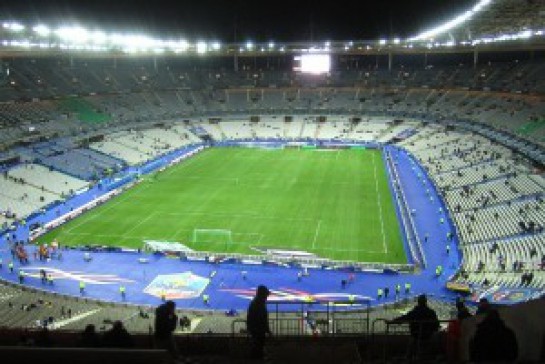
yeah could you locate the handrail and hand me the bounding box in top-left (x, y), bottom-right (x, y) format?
top-left (231, 300), bottom-right (371, 336)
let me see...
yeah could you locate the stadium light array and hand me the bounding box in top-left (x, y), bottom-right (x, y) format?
top-left (1, 14), bottom-right (545, 56)
top-left (410, 0), bottom-right (492, 41)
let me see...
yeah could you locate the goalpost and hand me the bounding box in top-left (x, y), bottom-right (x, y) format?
top-left (192, 229), bottom-right (233, 246)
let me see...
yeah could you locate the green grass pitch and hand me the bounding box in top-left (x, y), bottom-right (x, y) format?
top-left (37, 147), bottom-right (407, 263)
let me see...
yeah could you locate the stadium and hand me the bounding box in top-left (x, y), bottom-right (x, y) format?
top-left (0, 0), bottom-right (544, 361)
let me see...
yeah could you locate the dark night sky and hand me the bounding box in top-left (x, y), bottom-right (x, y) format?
top-left (1, 0), bottom-right (476, 42)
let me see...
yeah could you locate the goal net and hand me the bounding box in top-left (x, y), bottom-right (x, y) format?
top-left (192, 229), bottom-right (233, 245)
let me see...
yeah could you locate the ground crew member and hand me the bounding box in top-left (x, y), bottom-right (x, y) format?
top-left (446, 244), bottom-right (451, 255)
top-left (404, 283), bottom-right (411, 294)
top-left (0, 257), bottom-right (3, 268)
top-left (8, 261), bottom-right (14, 273)
top-left (120, 285), bottom-right (126, 299)
top-left (203, 294), bottom-right (210, 305)
top-left (395, 284), bottom-right (401, 298)
top-left (79, 281), bottom-right (85, 294)
top-left (384, 287), bottom-right (390, 298)
top-left (47, 274), bottom-right (54, 285)
top-left (377, 288), bottom-right (383, 300)
top-left (18, 270), bottom-right (25, 284)
top-left (348, 294), bottom-right (355, 304)
top-left (436, 265), bottom-right (443, 277)
top-left (440, 217), bottom-right (445, 224)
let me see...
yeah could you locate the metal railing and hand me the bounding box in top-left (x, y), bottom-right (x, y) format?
top-left (371, 318), bottom-right (454, 361)
top-left (231, 300), bottom-right (371, 337)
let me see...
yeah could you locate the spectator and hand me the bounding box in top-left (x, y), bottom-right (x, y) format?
top-left (446, 298), bottom-right (472, 361)
top-left (470, 310), bottom-right (518, 362)
top-left (455, 299), bottom-right (472, 320)
top-left (390, 295), bottom-right (440, 359)
top-left (247, 285), bottom-right (271, 360)
top-left (77, 324), bottom-right (101, 348)
top-left (180, 315), bottom-right (191, 330)
top-left (476, 298), bottom-right (491, 315)
top-left (102, 321), bottom-right (133, 348)
top-left (154, 300), bottom-right (178, 358)
top-left (391, 295), bottom-right (440, 341)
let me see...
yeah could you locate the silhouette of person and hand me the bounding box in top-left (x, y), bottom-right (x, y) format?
top-left (102, 321), bottom-right (133, 348)
top-left (154, 300), bottom-right (179, 358)
top-left (247, 285), bottom-right (271, 359)
top-left (470, 310), bottom-right (518, 362)
top-left (78, 324), bottom-right (101, 348)
top-left (391, 294), bottom-right (440, 359)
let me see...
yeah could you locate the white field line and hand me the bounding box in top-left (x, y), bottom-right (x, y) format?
top-left (311, 219), bottom-right (322, 249)
top-left (162, 152), bottom-right (202, 177)
top-left (65, 188), bottom-right (143, 233)
top-left (64, 179), bottom-right (156, 234)
top-left (121, 211), bottom-right (156, 237)
top-left (168, 226), bottom-right (193, 241)
top-left (63, 151), bottom-right (211, 239)
top-left (372, 153), bottom-right (388, 254)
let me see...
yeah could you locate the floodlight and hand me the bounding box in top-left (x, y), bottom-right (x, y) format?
top-left (33, 25), bottom-right (51, 36)
top-left (167, 39), bottom-right (189, 53)
top-left (519, 30), bottom-right (533, 39)
top-left (211, 41), bottom-right (221, 51)
top-left (124, 35), bottom-right (155, 49)
top-left (196, 41), bottom-right (207, 54)
top-left (379, 39), bottom-right (387, 45)
top-left (268, 42), bottom-right (274, 48)
top-left (410, 0), bottom-right (492, 41)
top-left (90, 31), bottom-right (107, 44)
top-left (55, 26), bottom-right (90, 43)
top-left (176, 39), bottom-right (189, 51)
top-left (245, 41), bottom-right (254, 50)
top-left (3, 22), bottom-right (24, 32)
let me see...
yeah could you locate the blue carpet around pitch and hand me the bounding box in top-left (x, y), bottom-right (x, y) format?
top-left (0, 145), bottom-right (463, 311)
